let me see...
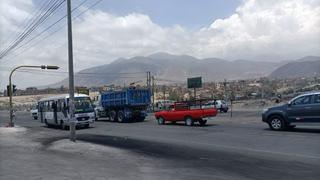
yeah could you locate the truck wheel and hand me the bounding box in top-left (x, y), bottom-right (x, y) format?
top-left (109, 111), bottom-right (117, 122)
top-left (199, 119), bottom-right (207, 126)
top-left (185, 117), bottom-right (194, 126)
top-left (268, 116), bottom-right (286, 131)
top-left (117, 111), bottom-right (125, 123)
top-left (157, 117), bottom-right (165, 125)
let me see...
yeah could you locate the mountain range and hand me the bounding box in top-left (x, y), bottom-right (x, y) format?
top-left (51, 53), bottom-right (320, 87)
top-left (269, 56), bottom-right (320, 79)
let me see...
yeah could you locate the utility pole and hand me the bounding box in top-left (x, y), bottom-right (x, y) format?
top-left (67, 0), bottom-right (76, 142)
top-left (152, 76), bottom-right (155, 111)
top-left (223, 79), bottom-right (227, 102)
top-left (261, 79), bottom-right (264, 100)
top-left (147, 71), bottom-right (151, 90)
top-left (163, 85), bottom-right (166, 101)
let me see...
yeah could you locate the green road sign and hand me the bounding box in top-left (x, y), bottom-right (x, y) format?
top-left (187, 77), bottom-right (202, 88)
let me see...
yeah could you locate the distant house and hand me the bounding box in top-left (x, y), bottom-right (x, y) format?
top-left (248, 83), bottom-right (261, 87)
top-left (25, 87), bottom-right (38, 94)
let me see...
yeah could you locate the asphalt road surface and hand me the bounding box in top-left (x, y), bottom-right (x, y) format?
top-left (0, 110), bottom-right (319, 180)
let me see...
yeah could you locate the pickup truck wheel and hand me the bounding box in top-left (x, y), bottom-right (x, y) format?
top-left (199, 119), bottom-right (207, 126)
top-left (185, 117), bottom-right (194, 126)
top-left (157, 117), bottom-right (165, 125)
top-left (109, 111), bottom-right (117, 122)
top-left (268, 116), bottom-right (286, 131)
top-left (117, 111), bottom-right (125, 123)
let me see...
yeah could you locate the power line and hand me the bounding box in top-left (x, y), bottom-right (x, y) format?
top-left (14, 70), bottom-right (144, 79)
top-left (11, 0), bottom-right (90, 55)
top-left (0, 0), bottom-right (64, 58)
top-left (154, 78), bottom-right (184, 83)
top-left (0, 68), bottom-right (147, 76)
top-left (0, 0), bottom-right (66, 59)
top-left (3, 0), bottom-right (104, 61)
top-left (0, 0), bottom-right (60, 57)
top-left (0, 0), bottom-right (50, 47)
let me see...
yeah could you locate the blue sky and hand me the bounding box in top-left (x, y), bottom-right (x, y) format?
top-left (97, 0), bottom-right (240, 30)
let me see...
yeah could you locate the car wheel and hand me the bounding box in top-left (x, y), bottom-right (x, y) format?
top-left (109, 111), bottom-right (117, 122)
top-left (199, 119), bottom-right (207, 126)
top-left (157, 117), bottom-right (165, 125)
top-left (268, 116), bottom-right (286, 130)
top-left (185, 117), bottom-right (194, 126)
top-left (117, 111), bottom-right (125, 123)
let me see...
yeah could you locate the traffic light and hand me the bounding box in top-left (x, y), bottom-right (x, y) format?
top-left (6, 85), bottom-right (10, 96)
top-left (12, 84), bottom-right (17, 93)
top-left (6, 84), bottom-right (17, 96)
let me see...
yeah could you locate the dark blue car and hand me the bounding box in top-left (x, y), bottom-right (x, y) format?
top-left (262, 92), bottom-right (320, 130)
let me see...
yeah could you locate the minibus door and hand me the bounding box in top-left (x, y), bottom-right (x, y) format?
top-left (52, 101), bottom-right (58, 124)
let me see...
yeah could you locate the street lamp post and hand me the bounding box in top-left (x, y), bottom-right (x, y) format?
top-left (8, 65), bottom-right (59, 127)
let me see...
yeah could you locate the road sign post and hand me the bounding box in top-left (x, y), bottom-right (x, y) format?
top-left (187, 77), bottom-right (202, 100)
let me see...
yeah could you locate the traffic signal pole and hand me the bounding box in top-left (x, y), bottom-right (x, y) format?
top-left (7, 65), bottom-right (59, 127)
top-left (9, 72), bottom-right (14, 127)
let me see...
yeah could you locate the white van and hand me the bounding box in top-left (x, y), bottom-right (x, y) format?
top-left (202, 100), bottom-right (229, 113)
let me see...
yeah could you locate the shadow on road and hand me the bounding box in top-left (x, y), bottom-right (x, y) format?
top-left (288, 128), bottom-right (320, 133)
top-left (37, 133), bottom-right (320, 180)
top-left (43, 125), bottom-right (93, 131)
top-left (163, 122), bottom-right (218, 127)
top-left (264, 127), bottom-right (320, 134)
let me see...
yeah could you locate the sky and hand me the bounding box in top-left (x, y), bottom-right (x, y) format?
top-left (0, 0), bottom-right (320, 88)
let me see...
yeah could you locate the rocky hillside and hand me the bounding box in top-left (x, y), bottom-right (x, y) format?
top-left (269, 56), bottom-right (320, 79)
top-left (52, 52), bottom-right (284, 87)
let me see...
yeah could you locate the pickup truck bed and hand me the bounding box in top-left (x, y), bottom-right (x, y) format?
top-left (154, 102), bottom-right (218, 126)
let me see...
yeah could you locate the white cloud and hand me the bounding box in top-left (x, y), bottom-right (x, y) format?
top-left (72, 11), bottom-right (191, 69)
top-left (194, 0), bottom-right (320, 60)
top-left (0, 0), bottom-right (319, 88)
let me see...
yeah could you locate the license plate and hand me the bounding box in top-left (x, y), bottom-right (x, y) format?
top-left (77, 113), bottom-right (88, 117)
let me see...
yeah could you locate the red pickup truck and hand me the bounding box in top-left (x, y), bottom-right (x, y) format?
top-left (154, 101), bottom-right (218, 126)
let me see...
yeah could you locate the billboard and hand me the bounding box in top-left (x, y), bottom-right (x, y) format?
top-left (76, 87), bottom-right (89, 95)
top-left (187, 77), bottom-right (202, 88)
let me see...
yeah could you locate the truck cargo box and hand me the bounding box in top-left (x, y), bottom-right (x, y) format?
top-left (101, 89), bottom-right (151, 107)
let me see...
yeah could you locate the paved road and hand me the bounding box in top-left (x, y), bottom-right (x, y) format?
top-left (0, 110), bottom-right (319, 180)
